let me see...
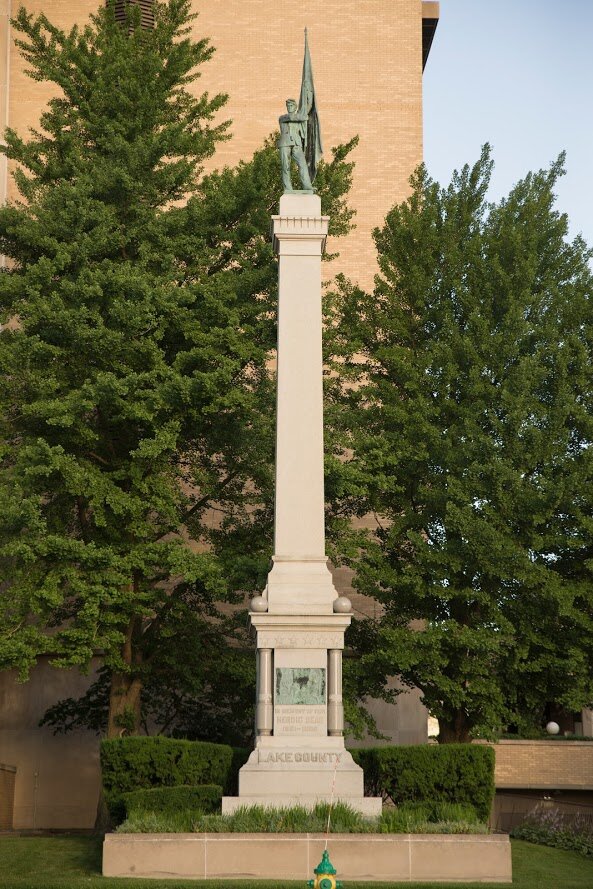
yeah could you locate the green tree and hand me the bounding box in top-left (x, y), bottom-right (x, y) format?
top-left (327, 147), bottom-right (593, 742)
top-left (0, 0), bottom-right (355, 737)
top-left (40, 612), bottom-right (257, 746)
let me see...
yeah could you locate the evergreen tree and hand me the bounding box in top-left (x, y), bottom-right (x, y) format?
top-left (0, 0), bottom-right (356, 736)
top-left (327, 147), bottom-right (593, 741)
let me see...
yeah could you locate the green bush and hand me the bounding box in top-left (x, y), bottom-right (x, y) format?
top-left (101, 736), bottom-right (233, 822)
top-left (101, 737), bottom-right (232, 795)
top-left (511, 823), bottom-right (593, 857)
top-left (122, 785), bottom-right (223, 818)
top-left (510, 805), bottom-right (593, 858)
top-left (351, 744), bottom-right (495, 822)
top-left (118, 810), bottom-right (199, 833)
top-left (379, 801), bottom-right (482, 834)
top-left (118, 802), bottom-right (367, 835)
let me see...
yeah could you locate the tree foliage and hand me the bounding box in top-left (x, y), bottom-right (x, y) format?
top-left (40, 611), bottom-right (257, 745)
top-left (0, 0), bottom-right (356, 736)
top-left (327, 146), bottom-right (593, 741)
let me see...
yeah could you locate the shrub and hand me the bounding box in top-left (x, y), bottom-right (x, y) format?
top-left (122, 785), bottom-right (223, 818)
top-left (101, 736), bottom-right (232, 822)
top-left (511, 805), bottom-right (593, 858)
top-left (101, 737), bottom-right (232, 795)
top-left (118, 810), bottom-right (197, 833)
top-left (351, 744), bottom-right (495, 822)
top-left (118, 802), bottom-right (367, 835)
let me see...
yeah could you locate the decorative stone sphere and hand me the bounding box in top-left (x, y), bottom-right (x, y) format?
top-left (333, 596), bottom-right (352, 614)
top-left (546, 721), bottom-right (560, 735)
top-left (250, 596), bottom-right (268, 613)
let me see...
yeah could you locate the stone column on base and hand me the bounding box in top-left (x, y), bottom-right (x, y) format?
top-left (222, 193), bottom-right (380, 817)
top-left (328, 649), bottom-right (344, 737)
top-left (256, 648), bottom-right (273, 736)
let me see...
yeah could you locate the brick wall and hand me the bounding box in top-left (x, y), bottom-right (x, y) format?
top-left (2, 0), bottom-right (430, 290)
top-left (0, 763), bottom-right (16, 830)
top-left (492, 741), bottom-right (593, 790)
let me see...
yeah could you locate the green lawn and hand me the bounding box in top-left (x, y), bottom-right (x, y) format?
top-left (0, 836), bottom-right (591, 888)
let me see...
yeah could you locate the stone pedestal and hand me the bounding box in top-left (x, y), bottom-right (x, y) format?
top-left (223, 614), bottom-right (379, 815)
top-left (222, 194), bottom-right (379, 816)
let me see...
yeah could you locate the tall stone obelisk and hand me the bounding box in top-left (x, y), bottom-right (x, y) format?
top-left (222, 34), bottom-right (379, 816)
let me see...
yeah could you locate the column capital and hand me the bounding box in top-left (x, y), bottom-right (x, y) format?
top-left (271, 193), bottom-right (329, 256)
top-left (250, 612), bottom-right (350, 649)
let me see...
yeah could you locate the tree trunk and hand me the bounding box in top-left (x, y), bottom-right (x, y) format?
top-left (439, 710), bottom-right (473, 743)
top-left (106, 613), bottom-right (143, 738)
top-left (107, 670), bottom-right (143, 738)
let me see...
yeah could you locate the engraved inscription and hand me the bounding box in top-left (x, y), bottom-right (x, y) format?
top-left (262, 752), bottom-right (342, 764)
top-left (275, 668), bottom-right (326, 705)
top-left (274, 704), bottom-right (326, 736)
top-left (257, 632), bottom-right (344, 649)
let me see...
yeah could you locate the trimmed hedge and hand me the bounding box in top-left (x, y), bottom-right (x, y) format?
top-left (122, 785), bottom-right (223, 818)
top-left (351, 744), bottom-right (495, 823)
top-left (101, 736), bottom-right (233, 796)
top-left (101, 736), bottom-right (233, 823)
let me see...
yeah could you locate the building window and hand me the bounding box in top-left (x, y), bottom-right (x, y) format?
top-left (113, 0), bottom-right (155, 31)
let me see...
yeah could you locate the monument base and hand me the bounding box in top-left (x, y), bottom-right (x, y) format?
top-left (104, 833), bottom-right (513, 882)
top-left (222, 745), bottom-right (381, 816)
top-left (264, 557), bottom-right (338, 615)
top-left (221, 795), bottom-right (382, 816)
top-left (228, 611), bottom-right (381, 816)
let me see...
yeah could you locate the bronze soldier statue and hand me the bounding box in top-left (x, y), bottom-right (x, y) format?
top-left (278, 30), bottom-right (323, 193)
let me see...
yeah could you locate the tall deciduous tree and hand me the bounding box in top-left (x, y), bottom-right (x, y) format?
top-left (0, 0), bottom-right (356, 736)
top-left (327, 147), bottom-right (593, 741)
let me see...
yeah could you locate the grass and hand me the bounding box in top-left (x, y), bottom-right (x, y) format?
top-left (0, 836), bottom-right (592, 888)
top-left (118, 801), bottom-right (486, 835)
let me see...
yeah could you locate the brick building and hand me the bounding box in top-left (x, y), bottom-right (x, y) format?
top-left (0, 0), bottom-right (440, 288)
top-left (0, 0), bottom-right (439, 830)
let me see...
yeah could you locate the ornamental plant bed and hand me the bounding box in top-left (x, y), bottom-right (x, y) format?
top-left (105, 804), bottom-right (511, 883)
top-left (117, 801), bottom-right (487, 835)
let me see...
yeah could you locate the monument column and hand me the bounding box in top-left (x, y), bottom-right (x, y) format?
top-left (263, 193), bottom-right (337, 614)
top-left (221, 194), bottom-right (380, 816)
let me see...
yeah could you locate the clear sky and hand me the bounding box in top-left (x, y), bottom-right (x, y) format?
top-left (423, 0), bottom-right (593, 247)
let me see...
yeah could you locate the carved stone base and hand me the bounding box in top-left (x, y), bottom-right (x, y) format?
top-left (263, 557), bottom-right (338, 615)
top-left (222, 744), bottom-right (380, 815)
top-left (224, 612), bottom-right (379, 816)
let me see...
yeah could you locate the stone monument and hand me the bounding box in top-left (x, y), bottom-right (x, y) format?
top-left (222, 33), bottom-right (380, 816)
